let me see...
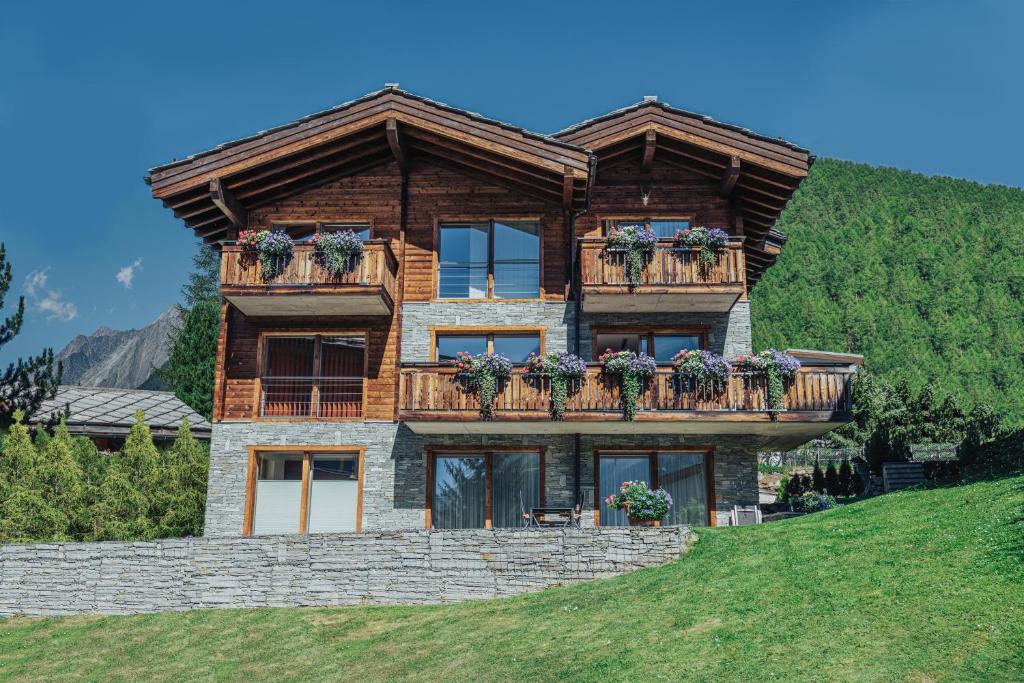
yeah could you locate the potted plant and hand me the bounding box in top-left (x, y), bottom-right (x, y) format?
top-left (605, 480), bottom-right (672, 527)
top-left (671, 349), bottom-right (731, 394)
top-left (597, 349), bottom-right (657, 421)
top-left (525, 351), bottom-right (587, 420)
top-left (311, 229), bottom-right (364, 276)
top-left (734, 349), bottom-right (801, 416)
top-left (674, 226), bottom-right (729, 274)
top-left (603, 224), bottom-right (658, 289)
top-left (451, 352), bottom-right (513, 420)
top-left (238, 229), bottom-right (294, 280)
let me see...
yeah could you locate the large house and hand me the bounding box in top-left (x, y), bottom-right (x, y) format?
top-left (147, 86), bottom-right (858, 536)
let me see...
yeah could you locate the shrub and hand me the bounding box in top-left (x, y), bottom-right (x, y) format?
top-left (793, 492), bottom-right (840, 514)
top-left (604, 480), bottom-right (672, 521)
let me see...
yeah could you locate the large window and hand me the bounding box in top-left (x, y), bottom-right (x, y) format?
top-left (438, 221), bottom-right (540, 299)
top-left (435, 331), bottom-right (542, 363)
top-left (429, 450), bottom-right (543, 529)
top-left (593, 330), bottom-right (703, 363)
top-left (608, 218), bottom-right (691, 240)
top-left (249, 449), bottom-right (362, 535)
top-left (597, 451), bottom-right (709, 527)
top-left (261, 334), bottom-right (365, 418)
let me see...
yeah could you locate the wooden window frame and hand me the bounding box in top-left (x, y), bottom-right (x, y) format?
top-left (592, 447), bottom-right (716, 528)
top-left (254, 330), bottom-right (369, 422)
top-left (432, 216), bottom-right (545, 301)
top-left (590, 326), bottom-right (709, 361)
top-left (602, 215), bottom-right (695, 240)
top-left (429, 326), bottom-right (547, 363)
top-left (424, 446), bottom-right (546, 530)
top-left (243, 445), bottom-right (367, 536)
top-left (269, 218), bottom-right (375, 240)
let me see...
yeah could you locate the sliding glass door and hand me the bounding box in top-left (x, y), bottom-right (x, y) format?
top-left (598, 455), bottom-right (653, 527)
top-left (597, 451), bottom-right (710, 527)
top-left (430, 451), bottom-right (542, 529)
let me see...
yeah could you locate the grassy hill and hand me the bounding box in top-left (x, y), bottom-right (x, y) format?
top-left (2, 476), bottom-right (1021, 681)
top-left (751, 159), bottom-right (1024, 421)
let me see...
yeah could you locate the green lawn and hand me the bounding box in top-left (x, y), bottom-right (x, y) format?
top-left (2, 476), bottom-right (1022, 682)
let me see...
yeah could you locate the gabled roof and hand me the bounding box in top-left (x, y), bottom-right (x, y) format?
top-left (147, 86), bottom-right (594, 243)
top-left (554, 98), bottom-right (813, 286)
top-left (32, 386), bottom-right (212, 439)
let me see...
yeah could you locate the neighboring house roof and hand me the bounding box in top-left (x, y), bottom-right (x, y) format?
top-left (785, 349), bottom-right (865, 367)
top-left (31, 386), bottom-right (212, 440)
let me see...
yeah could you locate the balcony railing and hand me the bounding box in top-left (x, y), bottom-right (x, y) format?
top-left (578, 238), bottom-right (746, 313)
top-left (398, 366), bottom-right (854, 420)
top-left (259, 376), bottom-right (363, 419)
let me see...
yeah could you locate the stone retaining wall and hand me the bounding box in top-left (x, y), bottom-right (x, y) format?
top-left (0, 527), bottom-right (690, 617)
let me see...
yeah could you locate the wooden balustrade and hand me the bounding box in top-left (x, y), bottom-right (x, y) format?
top-left (220, 239), bottom-right (397, 316)
top-left (398, 366), bottom-right (854, 421)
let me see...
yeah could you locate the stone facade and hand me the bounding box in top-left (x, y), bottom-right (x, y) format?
top-left (0, 527), bottom-right (690, 617)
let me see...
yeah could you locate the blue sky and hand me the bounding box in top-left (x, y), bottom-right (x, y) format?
top-left (2, 0), bottom-right (1021, 362)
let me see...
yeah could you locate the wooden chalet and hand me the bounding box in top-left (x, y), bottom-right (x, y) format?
top-left (148, 85), bottom-right (854, 536)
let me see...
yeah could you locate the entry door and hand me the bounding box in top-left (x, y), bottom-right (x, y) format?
top-left (598, 455), bottom-right (653, 527)
top-left (307, 454), bottom-right (360, 533)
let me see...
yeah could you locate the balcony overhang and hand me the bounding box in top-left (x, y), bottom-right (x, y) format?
top-left (581, 286), bottom-right (743, 313)
top-left (223, 289), bottom-right (393, 317)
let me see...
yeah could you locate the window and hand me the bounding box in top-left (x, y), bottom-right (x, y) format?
top-left (435, 331), bottom-right (542, 363)
top-left (271, 222), bottom-right (371, 242)
top-left (597, 451), bottom-right (709, 527)
top-left (438, 220), bottom-right (540, 299)
top-left (608, 218), bottom-right (691, 240)
top-left (430, 451), bottom-right (542, 529)
top-left (593, 330), bottom-right (703, 362)
top-left (261, 334), bottom-right (365, 418)
top-left (249, 449), bottom-right (363, 535)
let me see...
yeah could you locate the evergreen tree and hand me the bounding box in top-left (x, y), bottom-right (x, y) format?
top-left (33, 419), bottom-right (87, 538)
top-left (0, 410), bottom-right (38, 495)
top-left (0, 487), bottom-right (69, 543)
top-left (153, 419), bottom-right (209, 537)
top-left (89, 463), bottom-right (155, 541)
top-left (0, 243), bottom-right (63, 427)
top-left (119, 410), bottom-right (160, 500)
top-left (161, 242), bottom-right (220, 419)
top-left (824, 463), bottom-right (841, 496)
top-left (837, 460), bottom-right (854, 497)
top-left (811, 463), bottom-right (825, 493)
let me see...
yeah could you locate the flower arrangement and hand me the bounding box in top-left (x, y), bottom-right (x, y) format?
top-left (671, 349), bottom-right (731, 391)
top-left (597, 349), bottom-right (657, 421)
top-left (674, 226), bottom-right (729, 273)
top-left (311, 229), bottom-right (363, 276)
top-left (451, 352), bottom-right (513, 419)
top-left (734, 349), bottom-right (801, 415)
top-left (525, 351), bottom-right (587, 420)
top-left (238, 229), bottom-right (294, 279)
top-left (605, 480), bottom-right (672, 525)
top-left (603, 224), bottom-right (659, 289)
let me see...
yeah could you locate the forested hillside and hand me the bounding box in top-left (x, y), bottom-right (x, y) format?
top-left (751, 159), bottom-right (1024, 421)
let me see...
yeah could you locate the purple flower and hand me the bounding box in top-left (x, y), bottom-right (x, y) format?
top-left (628, 353), bottom-right (657, 378)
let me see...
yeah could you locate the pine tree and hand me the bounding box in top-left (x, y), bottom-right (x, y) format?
top-left (837, 460), bottom-right (854, 497)
top-left (161, 242), bottom-right (220, 419)
top-left (33, 419), bottom-right (87, 538)
top-left (811, 462), bottom-right (826, 493)
top-left (0, 243), bottom-right (63, 427)
top-left (0, 410), bottom-right (38, 496)
top-left (89, 463), bottom-right (155, 541)
top-left (119, 410), bottom-right (160, 502)
top-left (0, 487), bottom-right (69, 543)
top-left (153, 419), bottom-right (209, 537)
top-left (824, 463), bottom-right (841, 496)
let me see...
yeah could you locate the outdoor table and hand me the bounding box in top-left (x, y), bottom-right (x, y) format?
top-left (528, 507), bottom-right (578, 528)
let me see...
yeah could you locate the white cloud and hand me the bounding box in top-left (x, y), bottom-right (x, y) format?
top-left (23, 268), bottom-right (48, 298)
top-left (116, 257), bottom-right (143, 289)
top-left (36, 290), bottom-right (78, 321)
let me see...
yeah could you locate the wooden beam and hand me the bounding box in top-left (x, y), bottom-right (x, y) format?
top-left (386, 117), bottom-right (407, 171)
top-left (209, 177), bottom-right (247, 228)
top-left (563, 166), bottom-right (574, 209)
top-left (719, 156), bottom-right (740, 197)
top-left (640, 129), bottom-right (656, 174)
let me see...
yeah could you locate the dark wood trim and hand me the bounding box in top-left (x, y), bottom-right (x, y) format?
top-left (719, 156), bottom-right (740, 197)
top-left (209, 177), bottom-right (247, 228)
top-left (640, 129), bottom-right (657, 174)
top-left (386, 117), bottom-right (407, 172)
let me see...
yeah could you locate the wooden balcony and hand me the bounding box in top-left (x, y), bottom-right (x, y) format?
top-left (399, 365), bottom-right (855, 448)
top-left (220, 240), bottom-right (397, 316)
top-left (578, 239), bottom-right (746, 313)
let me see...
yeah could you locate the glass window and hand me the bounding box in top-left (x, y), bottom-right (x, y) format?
top-left (493, 221), bottom-right (540, 299)
top-left (439, 223), bottom-right (489, 298)
top-left (273, 223), bottom-right (317, 242)
top-left (308, 453), bottom-right (360, 533)
top-left (657, 452), bottom-right (707, 527)
top-left (651, 334), bottom-right (702, 362)
top-left (321, 223), bottom-right (371, 241)
top-left (437, 336), bottom-right (488, 362)
top-left (492, 335), bottom-right (541, 363)
top-left (595, 332), bottom-right (703, 361)
top-left (598, 455), bottom-right (653, 527)
top-left (650, 220), bottom-right (690, 238)
top-left (261, 335), bottom-right (364, 418)
top-left (491, 452), bottom-right (541, 528)
top-left (438, 221), bottom-right (539, 299)
top-left (432, 455), bottom-right (487, 529)
top-left (254, 452), bottom-right (304, 535)
top-left (596, 332), bottom-right (643, 355)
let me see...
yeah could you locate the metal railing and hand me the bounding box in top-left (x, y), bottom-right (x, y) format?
top-left (259, 376), bottom-right (364, 418)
